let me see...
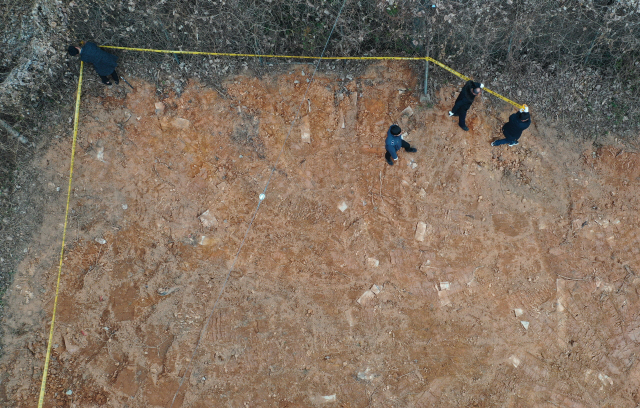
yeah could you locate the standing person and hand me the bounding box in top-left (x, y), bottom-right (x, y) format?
top-left (448, 80), bottom-right (484, 131)
top-left (385, 124), bottom-right (416, 166)
top-left (68, 42), bottom-right (119, 85)
top-left (491, 106), bottom-right (531, 147)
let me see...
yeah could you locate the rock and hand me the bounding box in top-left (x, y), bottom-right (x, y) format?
top-left (401, 106), bottom-right (414, 116)
top-left (158, 287), bottom-right (179, 296)
top-left (198, 210), bottom-right (218, 228)
top-left (549, 247), bottom-right (564, 256)
top-left (301, 116), bottom-right (311, 143)
top-left (598, 373), bottom-right (613, 386)
top-left (514, 308), bottom-right (523, 317)
top-left (338, 201), bottom-right (348, 212)
top-left (155, 102), bottom-right (165, 115)
top-left (172, 117), bottom-right (190, 129)
top-left (199, 236), bottom-right (217, 246)
top-left (122, 204), bottom-right (128, 210)
top-left (96, 146), bottom-right (104, 162)
top-left (63, 336), bottom-right (79, 354)
top-left (95, 238), bottom-right (107, 245)
top-left (65, 390), bottom-right (73, 396)
top-left (357, 368), bottom-right (377, 381)
top-left (357, 290), bottom-right (375, 305)
top-left (415, 221), bottom-right (427, 242)
top-left (366, 258), bottom-right (379, 268)
top-left (309, 394), bottom-right (338, 404)
top-left (521, 321), bottom-right (530, 330)
top-left (437, 283), bottom-right (452, 306)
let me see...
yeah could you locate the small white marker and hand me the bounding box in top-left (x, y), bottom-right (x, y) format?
top-left (259, 194), bottom-right (265, 201)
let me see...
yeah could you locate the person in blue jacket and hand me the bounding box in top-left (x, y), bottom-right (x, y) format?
top-left (68, 42), bottom-right (119, 85)
top-left (385, 124), bottom-right (416, 166)
top-left (448, 80), bottom-right (483, 131)
top-left (491, 106), bottom-right (531, 147)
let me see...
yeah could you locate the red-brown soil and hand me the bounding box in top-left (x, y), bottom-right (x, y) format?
top-left (1, 62), bottom-right (640, 407)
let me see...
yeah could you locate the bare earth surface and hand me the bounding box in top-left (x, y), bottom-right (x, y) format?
top-left (1, 62), bottom-right (640, 407)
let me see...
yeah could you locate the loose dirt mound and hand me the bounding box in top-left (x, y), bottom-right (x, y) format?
top-left (1, 62), bottom-right (640, 407)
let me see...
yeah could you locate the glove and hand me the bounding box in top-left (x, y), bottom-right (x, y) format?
top-left (519, 107), bottom-right (524, 113)
top-left (480, 83), bottom-right (484, 88)
top-left (524, 105), bottom-right (529, 113)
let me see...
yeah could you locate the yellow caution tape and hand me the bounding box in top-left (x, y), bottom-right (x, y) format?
top-left (37, 61), bottom-right (83, 408)
top-left (37, 46), bottom-right (527, 405)
top-left (426, 57), bottom-right (470, 82)
top-left (426, 57), bottom-right (523, 109)
top-left (101, 46), bottom-right (525, 109)
top-left (101, 46), bottom-right (424, 61)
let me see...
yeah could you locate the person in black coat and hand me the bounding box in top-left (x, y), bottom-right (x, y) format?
top-left (68, 42), bottom-right (119, 85)
top-left (385, 124), bottom-right (417, 166)
top-left (491, 106), bottom-right (531, 147)
top-left (448, 80), bottom-right (483, 131)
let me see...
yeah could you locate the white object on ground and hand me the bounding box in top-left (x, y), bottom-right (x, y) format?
top-left (401, 106), bottom-right (414, 117)
top-left (598, 373), bottom-right (613, 386)
top-left (521, 321), bottom-right (530, 330)
top-left (172, 117), bottom-right (190, 129)
top-left (514, 308), bottom-right (523, 317)
top-left (198, 210), bottom-right (218, 228)
top-left (259, 194), bottom-right (265, 201)
top-left (338, 201), bottom-right (348, 212)
top-left (415, 221), bottom-right (427, 242)
top-left (357, 368), bottom-right (377, 381)
top-left (357, 290), bottom-right (375, 305)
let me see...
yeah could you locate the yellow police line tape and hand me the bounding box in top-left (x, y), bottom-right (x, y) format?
top-left (37, 47), bottom-right (523, 405)
top-left (102, 46), bottom-right (525, 109)
top-left (37, 62), bottom-right (83, 408)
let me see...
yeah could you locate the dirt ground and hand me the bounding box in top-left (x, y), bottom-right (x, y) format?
top-left (1, 62), bottom-right (640, 407)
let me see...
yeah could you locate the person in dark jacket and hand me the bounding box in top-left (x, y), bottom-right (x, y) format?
top-left (491, 106), bottom-right (531, 147)
top-left (448, 80), bottom-right (484, 131)
top-left (385, 124), bottom-right (416, 166)
top-left (68, 42), bottom-right (119, 85)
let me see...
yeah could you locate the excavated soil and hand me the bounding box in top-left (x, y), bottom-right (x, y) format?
top-left (1, 62), bottom-right (640, 407)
